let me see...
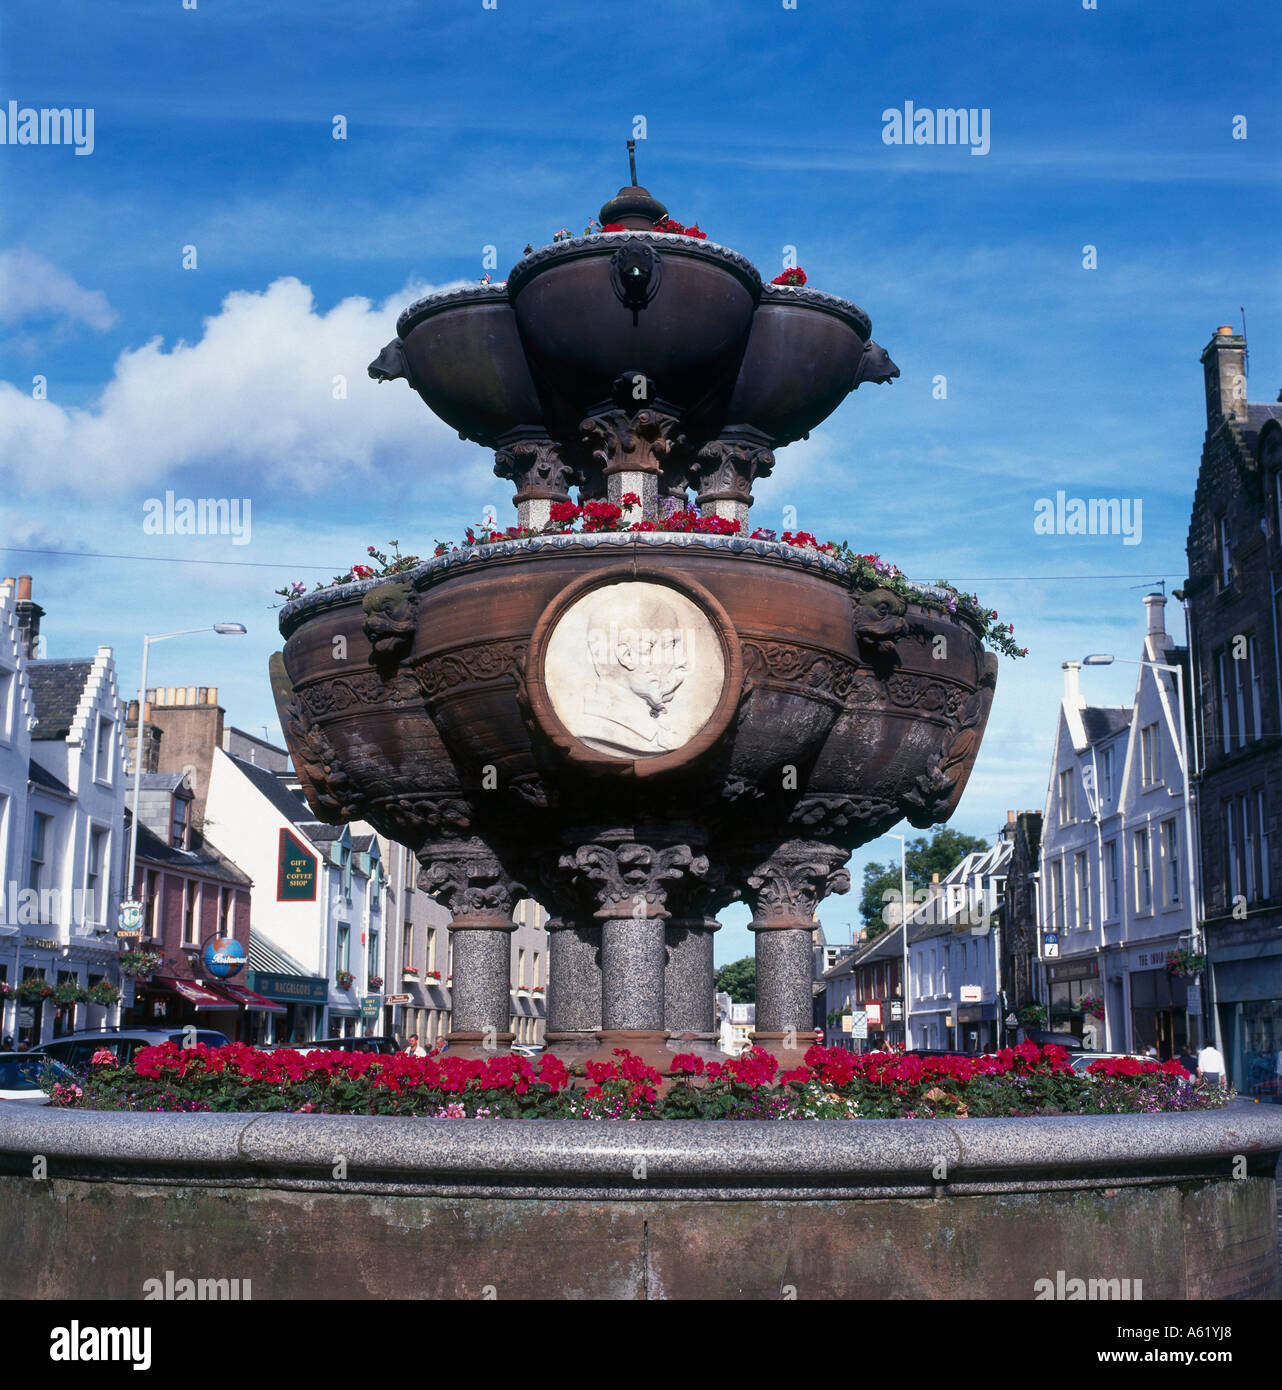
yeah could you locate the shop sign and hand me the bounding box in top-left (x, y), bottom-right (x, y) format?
top-left (959, 985), bottom-right (982, 1002)
top-left (361, 995), bottom-right (382, 1023)
top-left (118, 901), bottom-right (143, 936)
top-left (22, 936), bottom-right (57, 950)
top-left (201, 936), bottom-right (246, 979)
top-left (277, 830), bottom-right (318, 902)
top-left (1043, 931), bottom-right (1059, 959)
top-left (850, 1011), bottom-right (868, 1039)
top-left (866, 1002), bottom-right (883, 1026)
top-left (386, 993), bottom-right (411, 1004)
top-left (889, 999), bottom-right (903, 1022)
top-left (246, 970), bottom-right (328, 1004)
top-left (1186, 981), bottom-right (1202, 1016)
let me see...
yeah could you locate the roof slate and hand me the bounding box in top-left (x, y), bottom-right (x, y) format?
top-left (27, 659), bottom-right (92, 740)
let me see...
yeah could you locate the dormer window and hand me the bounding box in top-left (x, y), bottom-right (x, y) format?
top-left (170, 794), bottom-right (190, 849)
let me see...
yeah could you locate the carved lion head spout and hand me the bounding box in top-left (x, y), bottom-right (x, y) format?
top-left (852, 588), bottom-right (909, 655)
top-left (368, 338), bottom-right (412, 384)
top-left (852, 340), bottom-right (900, 389)
top-left (361, 582), bottom-right (419, 663)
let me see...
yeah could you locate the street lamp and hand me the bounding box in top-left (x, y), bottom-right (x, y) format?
top-left (884, 832), bottom-right (911, 1049)
top-left (1080, 651), bottom-right (1202, 1045)
top-left (125, 625), bottom-right (248, 909)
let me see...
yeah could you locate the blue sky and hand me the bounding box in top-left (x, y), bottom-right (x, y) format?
top-left (2, 0), bottom-right (1279, 964)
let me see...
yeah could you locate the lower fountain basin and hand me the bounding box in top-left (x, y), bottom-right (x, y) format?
top-left (2, 1102), bottom-right (1278, 1299)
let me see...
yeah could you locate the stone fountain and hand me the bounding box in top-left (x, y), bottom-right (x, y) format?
top-left (270, 162), bottom-right (997, 1067)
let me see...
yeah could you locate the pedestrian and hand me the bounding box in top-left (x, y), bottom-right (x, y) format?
top-left (0, 1037), bottom-right (12, 1052)
top-left (1177, 1046), bottom-right (1198, 1076)
top-left (1196, 1039), bottom-right (1227, 1090)
top-left (404, 1033), bottom-right (426, 1057)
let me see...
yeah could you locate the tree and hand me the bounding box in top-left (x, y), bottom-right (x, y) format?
top-left (714, 956), bottom-right (755, 1003)
top-left (859, 827), bottom-right (989, 938)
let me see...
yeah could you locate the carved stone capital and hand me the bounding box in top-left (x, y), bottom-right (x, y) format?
top-left (579, 407), bottom-right (683, 479)
top-left (742, 840), bottom-right (851, 928)
top-left (691, 435), bottom-right (775, 506)
top-left (555, 832), bottom-right (710, 920)
top-left (787, 793), bottom-right (900, 843)
top-left (416, 838), bottom-right (525, 922)
top-left (493, 432), bottom-right (576, 501)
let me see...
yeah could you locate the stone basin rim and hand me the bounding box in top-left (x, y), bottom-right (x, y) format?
top-left (2, 1103), bottom-right (1278, 1202)
top-left (278, 532), bottom-right (976, 638)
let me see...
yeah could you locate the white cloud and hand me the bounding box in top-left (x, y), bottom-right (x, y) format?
top-left (0, 274), bottom-right (485, 501)
top-left (0, 248), bottom-right (117, 333)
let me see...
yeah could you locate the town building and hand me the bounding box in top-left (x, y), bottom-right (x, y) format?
top-left (121, 772), bottom-right (258, 1041)
top-left (822, 926), bottom-right (905, 1052)
top-left (1185, 324), bottom-right (1282, 1100)
top-left (1038, 595), bottom-right (1196, 1057)
top-left (0, 578), bottom-right (128, 1046)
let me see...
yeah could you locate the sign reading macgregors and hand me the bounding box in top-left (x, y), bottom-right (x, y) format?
top-left (277, 828), bottom-right (318, 901)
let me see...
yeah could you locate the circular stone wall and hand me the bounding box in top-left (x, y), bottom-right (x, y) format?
top-left (1, 1104), bottom-right (1279, 1300)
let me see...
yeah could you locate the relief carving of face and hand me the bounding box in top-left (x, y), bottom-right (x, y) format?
top-left (543, 581), bottom-right (725, 759)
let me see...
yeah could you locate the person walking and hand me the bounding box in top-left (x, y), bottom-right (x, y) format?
top-left (1196, 1039), bottom-right (1227, 1090)
top-left (404, 1033), bottom-right (426, 1057)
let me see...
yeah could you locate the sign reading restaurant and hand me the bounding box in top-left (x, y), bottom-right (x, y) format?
top-left (277, 829), bottom-right (318, 901)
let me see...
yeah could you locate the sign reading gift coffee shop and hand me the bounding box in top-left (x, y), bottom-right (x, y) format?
top-left (277, 829), bottom-right (317, 901)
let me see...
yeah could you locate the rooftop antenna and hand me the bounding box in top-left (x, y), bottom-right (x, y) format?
top-left (626, 138), bottom-right (639, 186)
top-left (1128, 579), bottom-right (1166, 597)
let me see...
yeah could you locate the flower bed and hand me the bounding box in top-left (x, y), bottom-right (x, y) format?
top-left (47, 1042), bottom-right (1223, 1121)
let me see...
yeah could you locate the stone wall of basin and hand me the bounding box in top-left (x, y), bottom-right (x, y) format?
top-left (2, 1103), bottom-right (1279, 1299)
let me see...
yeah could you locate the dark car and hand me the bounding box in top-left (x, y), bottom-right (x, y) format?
top-left (0, 1055), bottom-right (79, 1105)
top-left (31, 1027), bottom-right (231, 1069)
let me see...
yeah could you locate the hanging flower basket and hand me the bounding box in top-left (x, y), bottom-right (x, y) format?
top-left (86, 981), bottom-right (121, 1007)
top-left (1077, 995), bottom-right (1106, 1022)
top-left (1166, 948), bottom-right (1205, 978)
top-left (118, 950), bottom-right (162, 980)
top-left (53, 981), bottom-right (88, 1007)
top-left (16, 978), bottom-right (55, 1002)
top-left (368, 976), bottom-right (384, 991)
top-left (335, 970), bottom-right (354, 990)
top-left (1017, 1003), bottom-right (1048, 1026)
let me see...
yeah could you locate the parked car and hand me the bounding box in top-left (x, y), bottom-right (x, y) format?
top-left (0, 1054), bottom-right (79, 1105)
top-left (31, 1027), bottom-right (230, 1070)
top-left (277, 1036), bottom-right (401, 1056)
top-left (1067, 1052), bottom-right (1152, 1075)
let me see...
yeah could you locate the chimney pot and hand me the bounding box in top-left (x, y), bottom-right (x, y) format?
top-left (1215, 325), bottom-right (1234, 337)
top-left (16, 576), bottom-right (32, 601)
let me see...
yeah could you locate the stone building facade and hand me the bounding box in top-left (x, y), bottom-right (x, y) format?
top-left (1185, 325), bottom-right (1282, 1101)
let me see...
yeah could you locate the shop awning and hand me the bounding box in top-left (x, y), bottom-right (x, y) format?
top-left (217, 982), bottom-right (287, 1015)
top-left (153, 976), bottom-right (236, 1011)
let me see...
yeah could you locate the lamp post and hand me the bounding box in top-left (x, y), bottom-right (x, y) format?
top-left (1081, 652), bottom-right (1201, 1047)
top-left (125, 625), bottom-right (248, 906)
top-left (884, 832), bottom-right (910, 1049)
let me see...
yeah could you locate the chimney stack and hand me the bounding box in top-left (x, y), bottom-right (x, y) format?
top-left (1062, 660), bottom-right (1085, 709)
top-left (13, 575), bottom-right (43, 660)
top-left (1144, 591), bottom-right (1168, 649)
top-left (1201, 325), bottom-right (1247, 427)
